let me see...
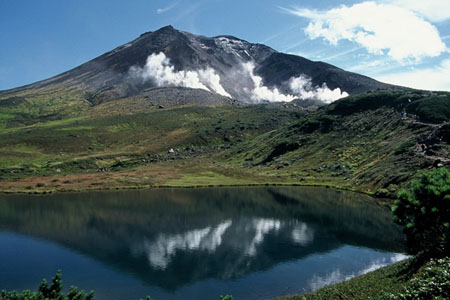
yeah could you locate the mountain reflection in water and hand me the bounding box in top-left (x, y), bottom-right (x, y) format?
top-left (138, 218), bottom-right (313, 270)
top-left (0, 187), bottom-right (406, 299)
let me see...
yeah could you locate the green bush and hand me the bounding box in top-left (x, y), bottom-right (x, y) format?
top-left (295, 118), bottom-right (320, 133)
top-left (393, 168), bottom-right (450, 257)
top-left (291, 114), bottom-right (335, 134)
top-left (0, 271), bottom-right (94, 300)
top-left (387, 257), bottom-right (450, 300)
top-left (393, 140), bottom-right (415, 155)
top-left (407, 96), bottom-right (450, 123)
top-left (329, 92), bottom-right (399, 116)
top-left (318, 114), bottom-right (335, 133)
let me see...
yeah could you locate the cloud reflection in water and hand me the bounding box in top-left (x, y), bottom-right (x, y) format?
top-left (308, 253), bottom-right (409, 291)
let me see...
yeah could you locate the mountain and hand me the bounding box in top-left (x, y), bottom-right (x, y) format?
top-left (2, 26), bottom-right (447, 196)
top-left (0, 25), bottom-right (394, 106)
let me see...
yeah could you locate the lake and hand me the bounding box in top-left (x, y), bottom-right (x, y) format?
top-left (0, 187), bottom-right (406, 300)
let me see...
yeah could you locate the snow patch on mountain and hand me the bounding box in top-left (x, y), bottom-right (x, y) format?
top-left (214, 37), bottom-right (252, 59)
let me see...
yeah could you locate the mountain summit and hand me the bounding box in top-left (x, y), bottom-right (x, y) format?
top-left (1, 25), bottom-right (394, 105)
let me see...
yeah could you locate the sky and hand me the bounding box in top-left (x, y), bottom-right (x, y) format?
top-left (1, 0), bottom-right (449, 91)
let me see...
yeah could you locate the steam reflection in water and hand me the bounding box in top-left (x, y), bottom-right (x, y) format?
top-left (0, 187), bottom-right (406, 300)
top-left (137, 218), bottom-right (314, 270)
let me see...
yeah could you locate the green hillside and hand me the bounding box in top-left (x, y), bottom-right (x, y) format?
top-left (223, 90), bottom-right (450, 196)
top-left (0, 89), bottom-right (449, 195)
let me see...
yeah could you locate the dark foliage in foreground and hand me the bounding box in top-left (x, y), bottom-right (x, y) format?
top-left (0, 271), bottom-right (94, 300)
top-left (393, 168), bottom-right (450, 257)
top-left (387, 257), bottom-right (450, 300)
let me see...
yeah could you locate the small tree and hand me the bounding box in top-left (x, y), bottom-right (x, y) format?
top-left (393, 168), bottom-right (450, 257)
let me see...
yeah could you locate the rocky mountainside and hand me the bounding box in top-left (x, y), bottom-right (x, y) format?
top-left (0, 25), bottom-right (395, 106)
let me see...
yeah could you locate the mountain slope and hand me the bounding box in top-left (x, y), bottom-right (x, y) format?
top-left (0, 25), bottom-right (394, 107)
top-left (0, 89), bottom-right (448, 195)
top-left (4, 26), bottom-right (444, 196)
top-left (222, 90), bottom-right (450, 196)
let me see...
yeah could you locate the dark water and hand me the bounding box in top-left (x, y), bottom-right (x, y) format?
top-left (0, 187), bottom-right (406, 300)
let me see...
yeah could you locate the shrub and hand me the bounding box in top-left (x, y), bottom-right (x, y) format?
top-left (393, 168), bottom-right (450, 257)
top-left (0, 271), bottom-right (94, 300)
top-left (407, 96), bottom-right (450, 123)
top-left (393, 140), bottom-right (415, 155)
top-left (387, 257), bottom-right (450, 300)
top-left (329, 92), bottom-right (399, 116)
top-left (297, 118), bottom-right (320, 133)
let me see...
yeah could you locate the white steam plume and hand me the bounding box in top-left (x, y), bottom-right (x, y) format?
top-left (241, 62), bottom-right (348, 103)
top-left (130, 52), bottom-right (231, 98)
top-left (130, 53), bottom-right (347, 103)
top-left (242, 62), bottom-right (296, 102)
top-left (289, 75), bottom-right (349, 104)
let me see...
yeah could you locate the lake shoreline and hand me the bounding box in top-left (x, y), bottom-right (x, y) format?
top-left (278, 258), bottom-right (413, 300)
top-left (0, 180), bottom-right (384, 200)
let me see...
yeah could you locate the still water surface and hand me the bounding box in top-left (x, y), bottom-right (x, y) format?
top-left (0, 187), bottom-right (406, 300)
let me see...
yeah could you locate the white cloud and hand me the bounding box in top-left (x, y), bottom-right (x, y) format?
top-left (320, 47), bottom-right (364, 61)
top-left (377, 59), bottom-right (450, 91)
top-left (130, 52), bottom-right (231, 97)
top-left (387, 0), bottom-right (450, 22)
top-left (156, 2), bottom-right (178, 14)
top-left (285, 2), bottom-right (446, 61)
top-left (347, 59), bottom-right (387, 72)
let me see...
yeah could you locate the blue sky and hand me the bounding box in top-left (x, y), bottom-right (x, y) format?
top-left (1, 0), bottom-right (449, 91)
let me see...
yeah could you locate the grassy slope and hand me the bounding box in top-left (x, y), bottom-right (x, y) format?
top-left (279, 256), bottom-right (450, 300)
top-left (0, 89), bottom-right (449, 194)
top-left (278, 259), bottom-right (412, 300)
top-left (0, 94), bottom-right (303, 192)
top-left (221, 90), bottom-right (450, 196)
